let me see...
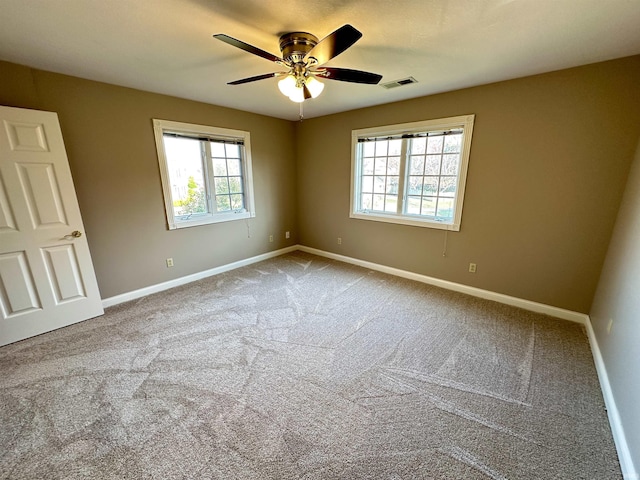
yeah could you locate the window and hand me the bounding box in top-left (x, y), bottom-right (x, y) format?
top-left (350, 115), bottom-right (475, 231)
top-left (153, 119), bottom-right (255, 230)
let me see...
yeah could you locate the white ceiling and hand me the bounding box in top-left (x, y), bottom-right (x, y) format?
top-left (2, 0), bottom-right (640, 121)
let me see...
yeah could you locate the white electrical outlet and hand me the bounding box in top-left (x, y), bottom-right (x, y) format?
top-left (285, 231), bottom-right (290, 239)
top-left (337, 237), bottom-right (342, 245)
top-left (269, 234), bottom-right (273, 242)
top-left (469, 263), bottom-right (477, 273)
top-left (166, 258), bottom-right (174, 267)
top-left (607, 319), bottom-right (613, 334)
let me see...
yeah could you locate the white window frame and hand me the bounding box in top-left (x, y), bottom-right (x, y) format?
top-left (153, 119), bottom-right (256, 230)
top-left (350, 114), bottom-right (475, 231)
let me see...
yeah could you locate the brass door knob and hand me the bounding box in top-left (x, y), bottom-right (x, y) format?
top-left (64, 230), bottom-right (83, 240)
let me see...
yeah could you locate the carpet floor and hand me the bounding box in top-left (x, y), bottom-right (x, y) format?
top-left (0, 251), bottom-right (621, 479)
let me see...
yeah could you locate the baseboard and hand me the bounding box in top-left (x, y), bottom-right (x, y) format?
top-left (104, 243), bottom-right (589, 320)
top-left (297, 245), bottom-right (589, 324)
top-left (584, 317), bottom-right (638, 480)
top-left (101, 245), bottom-right (298, 308)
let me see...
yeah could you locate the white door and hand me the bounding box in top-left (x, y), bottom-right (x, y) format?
top-left (0, 105), bottom-right (103, 347)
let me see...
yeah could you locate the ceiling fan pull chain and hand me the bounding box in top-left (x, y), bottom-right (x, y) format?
top-left (299, 102), bottom-right (304, 122)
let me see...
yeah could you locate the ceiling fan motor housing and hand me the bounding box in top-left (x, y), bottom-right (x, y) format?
top-left (279, 32), bottom-right (319, 64)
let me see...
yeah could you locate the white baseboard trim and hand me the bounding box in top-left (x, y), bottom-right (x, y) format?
top-left (298, 245), bottom-right (589, 324)
top-left (103, 244), bottom-right (588, 321)
top-left (101, 246), bottom-right (298, 308)
top-left (584, 317), bottom-right (638, 480)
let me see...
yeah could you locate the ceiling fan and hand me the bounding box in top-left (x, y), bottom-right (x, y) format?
top-left (213, 25), bottom-right (382, 103)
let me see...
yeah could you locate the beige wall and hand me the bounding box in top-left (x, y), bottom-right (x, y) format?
top-left (2, 57), bottom-right (639, 312)
top-left (590, 139), bottom-right (640, 475)
top-left (296, 56), bottom-right (640, 313)
top-left (0, 61), bottom-right (298, 299)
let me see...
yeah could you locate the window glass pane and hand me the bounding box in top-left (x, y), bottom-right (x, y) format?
top-left (386, 176), bottom-right (399, 194)
top-left (214, 177), bottom-right (229, 194)
top-left (211, 142), bottom-right (226, 157)
top-left (155, 121), bottom-right (254, 230)
top-left (225, 143), bottom-right (240, 158)
top-left (385, 195), bottom-right (397, 212)
top-left (439, 177), bottom-right (457, 197)
top-left (374, 158), bottom-right (387, 175)
top-left (227, 158), bottom-right (241, 176)
top-left (361, 193), bottom-right (373, 210)
top-left (427, 136), bottom-right (444, 154)
top-left (437, 198), bottom-right (455, 218)
top-left (421, 197), bottom-right (437, 216)
top-left (213, 157), bottom-right (227, 176)
top-left (216, 195), bottom-right (231, 212)
top-left (389, 139), bottom-right (402, 156)
top-left (375, 140), bottom-right (388, 156)
top-left (423, 177), bottom-right (439, 195)
top-left (442, 155), bottom-right (459, 175)
top-left (406, 196), bottom-right (421, 215)
top-left (387, 157), bottom-right (400, 175)
top-left (444, 134), bottom-right (462, 153)
top-left (409, 156), bottom-right (424, 175)
top-left (411, 137), bottom-right (426, 154)
top-left (228, 176), bottom-right (243, 193)
top-left (362, 175), bottom-right (374, 193)
top-left (212, 142), bottom-right (245, 209)
top-left (230, 194), bottom-right (244, 210)
top-left (408, 176), bottom-right (423, 195)
top-left (363, 142), bottom-right (375, 157)
top-left (374, 176), bottom-right (386, 194)
top-left (163, 136), bottom-right (208, 217)
top-left (352, 116), bottom-right (473, 229)
top-left (362, 157), bottom-right (374, 175)
top-left (425, 155), bottom-right (441, 175)
top-left (373, 194), bottom-right (385, 211)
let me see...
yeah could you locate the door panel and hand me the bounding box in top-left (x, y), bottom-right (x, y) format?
top-left (0, 105), bottom-right (103, 346)
top-left (0, 251), bottom-right (41, 317)
top-left (4, 120), bottom-right (49, 152)
top-left (0, 178), bottom-right (17, 231)
top-left (42, 244), bottom-right (86, 303)
top-left (17, 163), bottom-right (68, 227)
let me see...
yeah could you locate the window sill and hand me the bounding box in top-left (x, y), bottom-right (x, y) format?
top-left (170, 211), bottom-right (254, 230)
top-left (350, 211), bottom-right (460, 231)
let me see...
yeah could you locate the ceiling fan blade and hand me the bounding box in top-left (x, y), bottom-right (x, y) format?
top-left (317, 67), bottom-right (382, 84)
top-left (304, 24), bottom-right (362, 66)
top-left (214, 34), bottom-right (283, 64)
top-left (227, 72), bottom-right (281, 85)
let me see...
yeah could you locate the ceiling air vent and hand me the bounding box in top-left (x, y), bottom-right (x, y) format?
top-left (381, 77), bottom-right (418, 89)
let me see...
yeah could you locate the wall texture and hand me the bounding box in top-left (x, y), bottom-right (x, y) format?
top-left (0, 61), bottom-right (298, 299)
top-left (296, 56), bottom-right (640, 313)
top-left (590, 139), bottom-right (640, 476)
top-left (2, 56), bottom-right (639, 312)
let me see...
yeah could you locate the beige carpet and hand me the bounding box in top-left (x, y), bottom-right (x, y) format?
top-left (0, 252), bottom-right (621, 479)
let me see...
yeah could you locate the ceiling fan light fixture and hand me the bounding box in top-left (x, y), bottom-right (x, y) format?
top-left (278, 75), bottom-right (297, 97)
top-left (305, 76), bottom-right (324, 98)
top-left (278, 74), bottom-right (323, 102)
top-left (288, 86), bottom-right (306, 103)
